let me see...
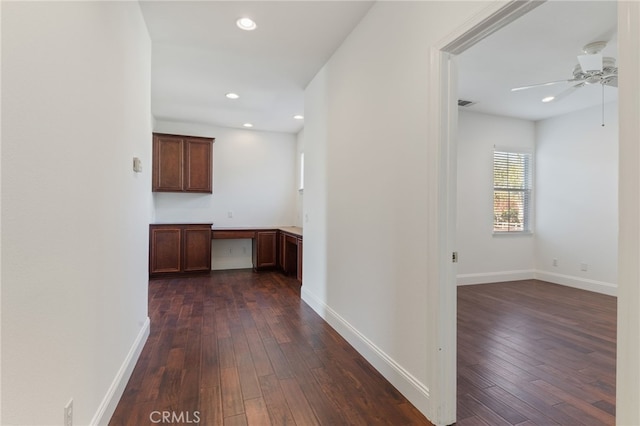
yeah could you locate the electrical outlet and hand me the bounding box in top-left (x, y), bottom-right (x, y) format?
top-left (64, 399), bottom-right (73, 426)
top-left (581, 262), bottom-right (588, 272)
top-left (552, 258), bottom-right (558, 267)
top-left (227, 211), bottom-right (233, 218)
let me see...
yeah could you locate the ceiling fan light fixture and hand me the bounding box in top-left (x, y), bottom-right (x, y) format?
top-left (578, 53), bottom-right (603, 72)
top-left (236, 17), bottom-right (257, 31)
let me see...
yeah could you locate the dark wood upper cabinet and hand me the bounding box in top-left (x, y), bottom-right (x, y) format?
top-left (152, 133), bottom-right (214, 193)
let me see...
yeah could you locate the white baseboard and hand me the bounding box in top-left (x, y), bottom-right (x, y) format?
top-left (535, 270), bottom-right (617, 296)
top-left (301, 288), bottom-right (431, 417)
top-left (457, 269), bottom-right (617, 296)
top-left (91, 317), bottom-right (151, 426)
top-left (457, 269), bottom-right (536, 286)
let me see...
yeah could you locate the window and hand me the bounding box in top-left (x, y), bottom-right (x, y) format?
top-left (493, 149), bottom-right (532, 233)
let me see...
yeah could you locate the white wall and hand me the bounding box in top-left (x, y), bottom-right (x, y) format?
top-left (536, 103), bottom-right (618, 294)
top-left (153, 120), bottom-right (297, 269)
top-left (457, 111), bottom-right (536, 284)
top-left (2, 2), bottom-right (152, 425)
top-left (301, 1), bottom-right (491, 422)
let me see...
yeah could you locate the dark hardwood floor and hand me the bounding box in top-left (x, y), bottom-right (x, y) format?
top-left (457, 280), bottom-right (616, 426)
top-left (109, 270), bottom-right (432, 426)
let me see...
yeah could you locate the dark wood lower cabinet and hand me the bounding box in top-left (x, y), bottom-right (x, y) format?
top-left (253, 230), bottom-right (277, 270)
top-left (149, 225), bottom-right (301, 280)
top-left (182, 226), bottom-right (213, 272)
top-left (149, 226), bottom-right (182, 274)
top-left (149, 224), bottom-right (211, 277)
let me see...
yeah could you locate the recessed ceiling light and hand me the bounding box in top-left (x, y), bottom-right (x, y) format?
top-left (542, 96), bottom-right (555, 103)
top-left (226, 93), bottom-right (240, 99)
top-left (243, 123), bottom-right (253, 128)
top-left (293, 115), bottom-right (304, 120)
top-left (236, 17), bottom-right (257, 31)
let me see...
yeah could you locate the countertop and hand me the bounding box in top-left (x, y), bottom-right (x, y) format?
top-left (210, 225), bottom-right (302, 238)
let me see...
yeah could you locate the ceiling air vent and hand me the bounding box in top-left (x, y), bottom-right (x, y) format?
top-left (458, 99), bottom-right (476, 107)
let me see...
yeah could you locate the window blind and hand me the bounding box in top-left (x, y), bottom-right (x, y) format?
top-left (493, 150), bottom-right (532, 232)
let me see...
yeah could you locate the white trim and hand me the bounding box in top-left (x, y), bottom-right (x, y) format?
top-left (617, 1), bottom-right (640, 423)
top-left (426, 46), bottom-right (458, 425)
top-left (457, 269), bottom-right (536, 286)
top-left (441, 1), bottom-right (545, 55)
top-left (301, 288), bottom-right (431, 415)
top-left (90, 317), bottom-right (150, 426)
top-left (457, 270), bottom-right (617, 297)
top-left (535, 271), bottom-right (617, 297)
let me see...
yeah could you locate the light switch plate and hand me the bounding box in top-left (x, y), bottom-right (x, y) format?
top-left (133, 157), bottom-right (142, 173)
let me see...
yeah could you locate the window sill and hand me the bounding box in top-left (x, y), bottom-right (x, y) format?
top-left (493, 231), bottom-right (533, 237)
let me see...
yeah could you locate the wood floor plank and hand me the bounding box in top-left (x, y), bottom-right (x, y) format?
top-left (311, 366), bottom-right (374, 425)
top-left (259, 374), bottom-right (297, 425)
top-left (221, 367), bottom-right (244, 418)
top-left (244, 397), bottom-right (272, 426)
top-left (200, 335), bottom-right (220, 389)
top-left (278, 377), bottom-right (320, 426)
top-left (198, 384), bottom-right (223, 426)
top-left (245, 326), bottom-right (274, 377)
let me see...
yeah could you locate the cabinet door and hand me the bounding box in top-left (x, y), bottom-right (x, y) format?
top-left (150, 226), bottom-right (182, 274)
top-left (184, 138), bottom-right (212, 193)
top-left (153, 135), bottom-right (184, 191)
top-left (255, 231), bottom-right (277, 269)
top-left (183, 226), bottom-right (212, 272)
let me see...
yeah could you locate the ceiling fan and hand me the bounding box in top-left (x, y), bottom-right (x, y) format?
top-left (511, 41), bottom-right (618, 103)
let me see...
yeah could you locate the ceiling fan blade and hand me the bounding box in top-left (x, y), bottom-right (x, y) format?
top-left (511, 79), bottom-right (576, 92)
top-left (578, 53), bottom-right (603, 72)
top-left (546, 82), bottom-right (586, 102)
top-left (603, 76), bottom-right (618, 87)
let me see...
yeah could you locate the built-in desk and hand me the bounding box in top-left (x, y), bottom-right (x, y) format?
top-left (211, 227), bottom-right (302, 282)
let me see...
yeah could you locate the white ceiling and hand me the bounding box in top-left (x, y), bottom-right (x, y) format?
top-left (457, 1), bottom-right (618, 122)
top-left (139, 1), bottom-right (618, 135)
top-left (139, 1), bottom-right (374, 134)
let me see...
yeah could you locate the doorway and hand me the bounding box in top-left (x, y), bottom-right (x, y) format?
top-left (430, 1), bottom-right (640, 424)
